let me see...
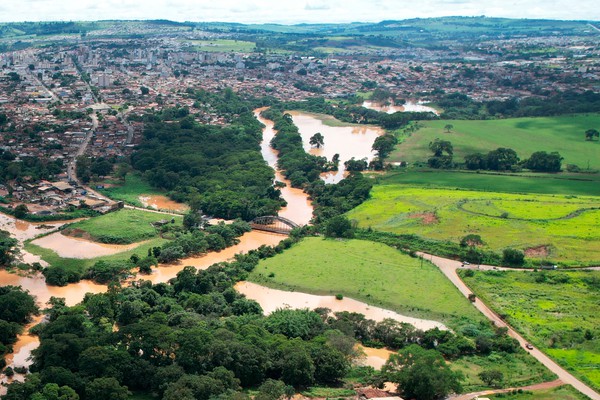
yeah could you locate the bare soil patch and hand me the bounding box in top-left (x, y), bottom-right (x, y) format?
top-left (524, 245), bottom-right (550, 258)
top-left (61, 228), bottom-right (94, 241)
top-left (408, 212), bottom-right (439, 225)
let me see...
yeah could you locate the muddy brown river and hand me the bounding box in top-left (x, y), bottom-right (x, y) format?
top-left (0, 108), bottom-right (443, 387)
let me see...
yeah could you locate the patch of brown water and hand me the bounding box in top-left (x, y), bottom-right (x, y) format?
top-left (288, 111), bottom-right (384, 184)
top-left (139, 195), bottom-right (189, 212)
top-left (31, 231), bottom-right (147, 259)
top-left (235, 281), bottom-right (447, 331)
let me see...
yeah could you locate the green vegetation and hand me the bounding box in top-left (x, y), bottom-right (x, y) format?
top-left (0, 286), bottom-right (38, 369)
top-left (487, 385), bottom-right (589, 399)
top-left (392, 115), bottom-right (600, 170)
top-left (62, 208), bottom-right (179, 244)
top-left (347, 185), bottom-right (600, 263)
top-left (461, 270), bottom-right (600, 391)
top-left (376, 171), bottom-right (600, 197)
top-left (0, 229), bottom-right (19, 267)
top-left (99, 173), bottom-right (164, 207)
top-left (249, 237), bottom-right (483, 325)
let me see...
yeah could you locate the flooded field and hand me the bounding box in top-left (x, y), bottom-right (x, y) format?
top-left (235, 281), bottom-right (447, 331)
top-left (31, 231), bottom-right (146, 258)
top-left (362, 100), bottom-right (439, 115)
top-left (139, 195), bottom-right (189, 212)
top-left (288, 111), bottom-right (384, 184)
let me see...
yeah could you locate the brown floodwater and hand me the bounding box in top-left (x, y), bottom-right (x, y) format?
top-left (235, 281), bottom-right (447, 331)
top-left (362, 100), bottom-right (439, 115)
top-left (139, 195), bottom-right (189, 212)
top-left (357, 345), bottom-right (395, 370)
top-left (31, 232), bottom-right (147, 259)
top-left (146, 230), bottom-right (286, 283)
top-left (254, 108), bottom-right (314, 225)
top-left (287, 111), bottom-right (384, 184)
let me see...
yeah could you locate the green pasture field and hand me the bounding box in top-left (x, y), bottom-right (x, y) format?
top-left (249, 237), bottom-right (484, 326)
top-left (460, 270), bottom-right (600, 391)
top-left (346, 185), bottom-right (600, 263)
top-left (62, 208), bottom-right (181, 244)
top-left (25, 237), bottom-right (167, 276)
top-left (487, 385), bottom-right (589, 400)
top-left (99, 173), bottom-right (163, 207)
top-left (188, 39), bottom-right (255, 52)
top-left (390, 114), bottom-right (600, 170)
top-left (453, 352), bottom-right (555, 393)
top-left (377, 170), bottom-right (600, 197)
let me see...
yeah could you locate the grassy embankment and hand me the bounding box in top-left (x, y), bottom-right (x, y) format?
top-left (346, 184), bottom-right (600, 264)
top-left (389, 114), bottom-right (600, 170)
top-left (249, 237), bottom-right (482, 325)
top-left (99, 173), bottom-right (165, 207)
top-left (460, 269), bottom-right (600, 392)
top-left (248, 237), bottom-right (554, 390)
top-left (61, 208), bottom-right (176, 244)
top-left (25, 208), bottom-right (179, 275)
top-left (187, 39), bottom-right (256, 52)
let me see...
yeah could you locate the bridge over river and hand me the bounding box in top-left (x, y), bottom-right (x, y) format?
top-left (251, 215), bottom-right (301, 234)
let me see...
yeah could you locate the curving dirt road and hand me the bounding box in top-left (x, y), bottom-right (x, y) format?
top-left (418, 252), bottom-right (600, 400)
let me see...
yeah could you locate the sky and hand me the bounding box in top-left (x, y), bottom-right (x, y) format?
top-left (0, 0), bottom-right (598, 24)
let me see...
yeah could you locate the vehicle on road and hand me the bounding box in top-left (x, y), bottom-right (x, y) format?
top-left (526, 343), bottom-right (534, 350)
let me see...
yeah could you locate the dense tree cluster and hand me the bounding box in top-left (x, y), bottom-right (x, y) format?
top-left (0, 149), bottom-right (63, 184)
top-left (0, 286), bottom-right (38, 369)
top-left (130, 106), bottom-right (284, 220)
top-left (522, 151), bottom-right (563, 172)
top-left (0, 229), bottom-right (19, 267)
top-left (436, 91), bottom-right (600, 119)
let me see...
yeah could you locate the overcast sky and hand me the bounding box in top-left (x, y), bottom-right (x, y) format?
top-left (0, 0), bottom-right (598, 24)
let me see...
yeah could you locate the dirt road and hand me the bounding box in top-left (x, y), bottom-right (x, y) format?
top-left (449, 379), bottom-right (565, 400)
top-left (419, 252), bottom-right (600, 400)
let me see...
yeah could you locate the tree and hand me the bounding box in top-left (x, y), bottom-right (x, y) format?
top-left (309, 133), bottom-right (324, 148)
top-left (372, 134), bottom-right (398, 160)
top-left (429, 138), bottom-right (453, 156)
top-left (323, 215), bottom-right (354, 238)
top-left (86, 377), bottom-right (130, 400)
top-left (502, 248), bottom-right (525, 266)
top-left (523, 151), bottom-right (562, 172)
top-left (13, 204), bottom-right (29, 219)
top-left (585, 129), bottom-right (599, 141)
top-left (0, 230), bottom-right (19, 267)
top-left (478, 369), bottom-right (504, 388)
top-left (486, 148), bottom-right (519, 171)
top-left (140, 86), bottom-right (150, 95)
top-left (444, 124), bottom-right (454, 133)
top-left (464, 153), bottom-right (487, 170)
top-left (383, 344), bottom-right (462, 400)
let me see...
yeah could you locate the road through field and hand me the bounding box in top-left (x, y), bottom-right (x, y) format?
top-left (419, 252), bottom-right (600, 400)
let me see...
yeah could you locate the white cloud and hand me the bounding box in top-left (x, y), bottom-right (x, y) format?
top-left (0, 0), bottom-right (598, 23)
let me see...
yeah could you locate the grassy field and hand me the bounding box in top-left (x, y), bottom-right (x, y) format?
top-left (25, 237), bottom-right (167, 275)
top-left (453, 353), bottom-right (555, 393)
top-left (99, 173), bottom-right (163, 207)
top-left (390, 114), bottom-right (600, 170)
top-left (460, 270), bottom-right (600, 391)
top-left (62, 208), bottom-right (181, 244)
top-left (249, 237), bottom-right (484, 326)
top-left (376, 170), bottom-right (600, 197)
top-left (346, 185), bottom-right (600, 263)
top-left (487, 385), bottom-right (589, 400)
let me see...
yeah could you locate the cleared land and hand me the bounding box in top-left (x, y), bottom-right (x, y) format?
top-left (346, 185), bottom-right (600, 263)
top-left (461, 270), bottom-right (600, 392)
top-left (249, 237), bottom-right (484, 326)
top-left (62, 208), bottom-right (181, 244)
top-left (390, 115), bottom-right (600, 170)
